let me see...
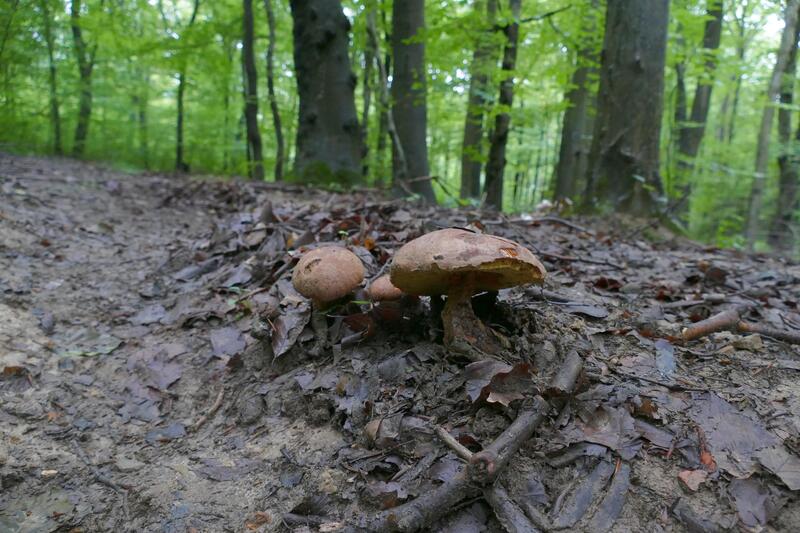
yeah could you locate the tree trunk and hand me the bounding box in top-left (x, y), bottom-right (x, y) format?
top-left (673, 0), bottom-right (723, 210)
top-left (553, 1), bottom-right (599, 202)
top-left (138, 72), bottom-right (149, 168)
top-left (70, 0), bottom-right (96, 158)
top-left (483, 0), bottom-right (522, 210)
top-left (173, 0), bottom-right (200, 172)
top-left (726, 2), bottom-right (751, 143)
top-left (242, 0), bottom-right (264, 180)
top-left (361, 7), bottom-right (377, 179)
top-left (460, 0), bottom-right (498, 200)
top-left (40, 0), bottom-right (62, 155)
top-left (264, 0), bottom-right (284, 181)
top-left (289, 0), bottom-right (363, 183)
top-left (745, 0), bottom-right (800, 249)
top-left (391, 0), bottom-right (436, 202)
top-left (584, 0), bottom-right (669, 216)
top-left (768, 18), bottom-right (800, 253)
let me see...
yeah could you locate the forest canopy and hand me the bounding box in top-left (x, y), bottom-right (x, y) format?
top-left (1, 0), bottom-right (799, 254)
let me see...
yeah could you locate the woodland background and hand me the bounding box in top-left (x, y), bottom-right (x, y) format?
top-left (2, 0), bottom-right (800, 254)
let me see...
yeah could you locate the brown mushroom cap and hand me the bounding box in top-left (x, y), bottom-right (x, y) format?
top-left (389, 228), bottom-right (545, 295)
top-left (367, 274), bottom-right (404, 302)
top-left (292, 246), bottom-right (365, 305)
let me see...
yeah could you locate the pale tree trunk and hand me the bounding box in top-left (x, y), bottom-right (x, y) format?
top-left (289, 0), bottom-right (363, 183)
top-left (484, 0), bottom-right (522, 210)
top-left (391, 0), bottom-right (436, 202)
top-left (70, 0), bottom-right (98, 158)
top-left (726, 1), bottom-right (751, 143)
top-left (361, 7), bottom-right (376, 179)
top-left (745, 0), bottom-right (800, 249)
top-left (460, 0), bottom-right (498, 200)
top-left (173, 0), bottom-right (200, 172)
top-left (373, 9), bottom-right (391, 187)
top-left (242, 0), bottom-right (264, 180)
top-left (673, 0), bottom-right (723, 216)
top-left (40, 0), bottom-right (62, 155)
top-left (768, 18), bottom-right (800, 253)
top-left (584, 0), bottom-right (669, 215)
top-left (264, 0), bottom-right (284, 181)
top-left (553, 1), bottom-right (600, 202)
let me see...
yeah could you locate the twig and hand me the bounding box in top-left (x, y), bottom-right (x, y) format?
top-left (435, 426), bottom-right (473, 461)
top-left (524, 215), bottom-right (593, 234)
top-left (681, 308), bottom-right (744, 341)
top-left (191, 389), bottom-right (225, 431)
top-left (737, 321), bottom-right (800, 344)
top-left (545, 350), bottom-right (583, 399)
top-left (484, 483), bottom-right (540, 532)
top-left (539, 251), bottom-right (624, 270)
top-left (71, 440), bottom-right (130, 522)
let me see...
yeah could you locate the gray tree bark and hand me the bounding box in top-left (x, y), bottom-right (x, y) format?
top-left (242, 0), bottom-right (264, 180)
top-left (391, 0), bottom-right (436, 202)
top-left (70, 0), bottom-right (97, 158)
top-left (460, 0), bottom-right (498, 201)
top-left (264, 0), bottom-right (284, 181)
top-left (745, 0), bottom-right (800, 249)
top-left (289, 0), bottom-right (363, 183)
top-left (584, 0), bottom-right (669, 216)
top-left (483, 0), bottom-right (522, 210)
top-left (40, 0), bottom-right (62, 155)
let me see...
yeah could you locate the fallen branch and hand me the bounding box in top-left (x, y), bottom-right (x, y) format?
top-left (71, 440), bottom-right (130, 521)
top-left (191, 388), bottom-right (225, 432)
top-left (484, 483), bottom-right (540, 533)
top-left (435, 426), bottom-right (473, 462)
top-left (545, 350), bottom-right (584, 400)
top-left (737, 321), bottom-right (800, 345)
top-left (681, 308), bottom-right (744, 341)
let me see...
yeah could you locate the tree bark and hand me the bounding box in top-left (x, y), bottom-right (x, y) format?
top-left (173, 0), bottom-right (200, 172)
top-left (264, 0), bottom-right (284, 181)
top-left (745, 0), bottom-right (800, 249)
top-left (242, 0), bottom-right (264, 180)
top-left (768, 18), bottom-right (800, 253)
top-left (391, 0), bottom-right (436, 202)
top-left (584, 0), bottom-right (669, 216)
top-left (726, 1), bottom-right (751, 143)
top-left (673, 0), bottom-right (723, 211)
top-left (40, 0), bottom-right (62, 155)
top-left (460, 0), bottom-right (498, 201)
top-left (138, 72), bottom-right (149, 168)
top-left (553, 1), bottom-right (599, 202)
top-left (484, 0), bottom-right (522, 210)
top-left (361, 7), bottom-right (377, 179)
top-left (289, 0), bottom-right (363, 184)
top-left (70, 0), bottom-right (97, 158)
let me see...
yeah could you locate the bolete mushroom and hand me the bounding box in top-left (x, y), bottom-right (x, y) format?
top-left (292, 246), bottom-right (365, 355)
top-left (367, 274), bottom-right (417, 326)
top-left (390, 228), bottom-right (545, 358)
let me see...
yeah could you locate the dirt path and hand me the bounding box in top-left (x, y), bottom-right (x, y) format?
top-left (2, 154), bottom-right (800, 532)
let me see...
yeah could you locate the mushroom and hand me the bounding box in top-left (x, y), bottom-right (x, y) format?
top-left (390, 228), bottom-right (546, 358)
top-left (367, 274), bottom-right (418, 326)
top-left (292, 246), bottom-right (365, 355)
top-left (367, 274), bottom-right (404, 302)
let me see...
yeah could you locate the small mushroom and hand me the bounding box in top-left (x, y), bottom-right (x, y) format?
top-left (292, 246), bottom-right (365, 355)
top-left (390, 228), bottom-right (545, 358)
top-left (367, 274), bottom-right (417, 325)
top-left (367, 274), bottom-right (404, 302)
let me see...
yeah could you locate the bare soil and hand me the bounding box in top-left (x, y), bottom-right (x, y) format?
top-left (2, 153), bottom-right (800, 532)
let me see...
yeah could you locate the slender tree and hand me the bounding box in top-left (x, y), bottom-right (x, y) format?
top-left (242, 0), bottom-right (263, 180)
top-left (768, 17), bottom-right (800, 253)
top-left (289, 0), bottom-right (362, 183)
top-left (584, 0), bottom-right (669, 215)
top-left (674, 0), bottom-right (724, 205)
top-left (70, 0), bottom-right (98, 158)
top-left (40, 0), bottom-right (62, 155)
top-left (460, 0), bottom-right (498, 200)
top-left (263, 0), bottom-right (283, 181)
top-left (552, 1), bottom-right (600, 202)
top-left (391, 0), bottom-right (436, 202)
top-left (361, 6), bottom-right (377, 179)
top-left (484, 0), bottom-right (521, 210)
top-left (745, 0), bottom-right (800, 249)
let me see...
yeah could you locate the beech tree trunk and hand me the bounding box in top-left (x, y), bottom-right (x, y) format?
top-left (391, 0), bottom-right (436, 202)
top-left (289, 0), bottom-right (362, 183)
top-left (553, 2), bottom-right (599, 202)
top-left (768, 18), bottom-right (800, 253)
top-left (584, 0), bottom-right (669, 215)
top-left (70, 0), bottom-right (96, 158)
top-left (484, 0), bottom-right (522, 210)
top-left (40, 0), bottom-right (62, 155)
top-left (673, 0), bottom-right (723, 211)
top-left (460, 0), bottom-right (498, 200)
top-left (242, 0), bottom-right (264, 180)
top-left (264, 0), bottom-right (284, 181)
top-left (745, 0), bottom-right (800, 249)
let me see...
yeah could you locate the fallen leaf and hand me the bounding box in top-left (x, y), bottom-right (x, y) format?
top-left (678, 469), bottom-right (708, 491)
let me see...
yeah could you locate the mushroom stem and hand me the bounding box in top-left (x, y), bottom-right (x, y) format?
top-left (308, 307), bottom-right (328, 356)
top-left (442, 282), bottom-right (505, 359)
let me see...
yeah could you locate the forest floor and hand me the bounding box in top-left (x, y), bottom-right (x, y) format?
top-left (1, 153), bottom-right (800, 533)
